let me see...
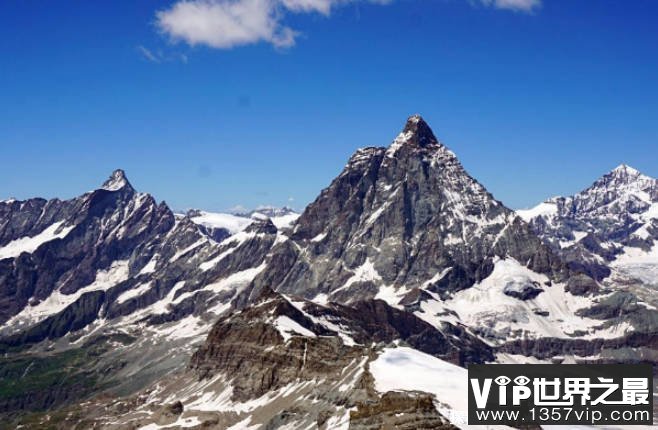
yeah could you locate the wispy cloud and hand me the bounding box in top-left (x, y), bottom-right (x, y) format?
top-left (136, 45), bottom-right (188, 63)
top-left (155, 0), bottom-right (540, 51)
top-left (480, 0), bottom-right (541, 12)
top-left (137, 45), bottom-right (161, 63)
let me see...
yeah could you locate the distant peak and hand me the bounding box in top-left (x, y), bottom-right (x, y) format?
top-left (387, 114), bottom-right (440, 157)
top-left (588, 163), bottom-right (657, 195)
top-left (602, 164), bottom-right (653, 184)
top-left (610, 164), bottom-right (641, 176)
top-left (101, 169), bottom-right (133, 192)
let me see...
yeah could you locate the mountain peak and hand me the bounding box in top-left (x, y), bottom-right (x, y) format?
top-left (386, 115), bottom-right (440, 157)
top-left (610, 164), bottom-right (641, 177)
top-left (597, 164), bottom-right (656, 189)
top-left (401, 114), bottom-right (438, 147)
top-left (406, 113), bottom-right (424, 125)
top-left (101, 169), bottom-right (133, 192)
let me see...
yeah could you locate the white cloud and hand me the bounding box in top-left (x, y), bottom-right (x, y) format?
top-left (279, 0), bottom-right (336, 15)
top-left (156, 0), bottom-right (297, 49)
top-left (155, 0), bottom-right (540, 51)
top-left (278, 0), bottom-right (390, 14)
top-left (480, 0), bottom-right (541, 12)
top-left (155, 0), bottom-right (391, 49)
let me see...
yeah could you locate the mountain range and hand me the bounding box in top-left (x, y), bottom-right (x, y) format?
top-left (0, 116), bottom-right (656, 429)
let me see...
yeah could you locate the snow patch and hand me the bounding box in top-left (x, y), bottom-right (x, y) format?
top-left (374, 284), bottom-right (406, 308)
top-left (116, 282), bottom-right (153, 304)
top-left (611, 243), bottom-right (658, 285)
top-left (0, 221), bottom-right (75, 260)
top-left (139, 256), bottom-right (158, 275)
top-left (442, 258), bottom-right (624, 341)
top-left (154, 315), bottom-right (207, 340)
top-left (643, 202), bottom-right (658, 220)
top-left (517, 201), bottom-right (557, 222)
top-left (386, 130), bottom-right (413, 158)
top-left (310, 232), bottom-right (327, 242)
top-left (271, 213), bottom-right (300, 230)
top-left (283, 295), bottom-right (357, 346)
top-left (273, 315), bottom-right (316, 341)
top-left (371, 347), bottom-right (506, 429)
top-left (170, 238), bottom-right (207, 262)
top-left (173, 264), bottom-right (266, 306)
top-left (343, 259), bottom-right (382, 289)
top-left (138, 416), bottom-right (202, 430)
top-left (148, 281), bottom-right (186, 315)
top-left (189, 211), bottom-right (253, 235)
top-left (371, 346), bottom-right (467, 410)
top-left (2, 260), bottom-right (129, 334)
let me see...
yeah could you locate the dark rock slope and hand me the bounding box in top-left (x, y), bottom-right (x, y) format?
top-left (247, 115), bottom-right (588, 306)
top-left (0, 171), bottom-right (287, 417)
top-left (0, 170), bottom-right (172, 324)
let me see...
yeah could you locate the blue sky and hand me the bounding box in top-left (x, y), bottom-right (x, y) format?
top-left (1, 0), bottom-right (657, 212)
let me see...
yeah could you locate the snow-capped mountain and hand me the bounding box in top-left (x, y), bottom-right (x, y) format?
top-left (0, 169), bottom-right (173, 327)
top-left (243, 115), bottom-right (612, 344)
top-left (518, 164), bottom-right (658, 283)
top-left (43, 115), bottom-right (651, 429)
top-left (250, 115), bottom-right (560, 301)
top-left (2, 118), bottom-right (657, 429)
top-left (0, 170), bottom-right (290, 416)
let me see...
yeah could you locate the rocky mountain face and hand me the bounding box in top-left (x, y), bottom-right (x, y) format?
top-left (243, 116), bottom-right (609, 344)
top-left (1, 116), bottom-right (657, 429)
top-left (518, 164), bottom-right (658, 282)
top-left (24, 289), bottom-right (474, 429)
top-left (0, 170), bottom-right (172, 326)
top-left (0, 172), bottom-right (292, 418)
top-left (251, 117), bottom-right (557, 301)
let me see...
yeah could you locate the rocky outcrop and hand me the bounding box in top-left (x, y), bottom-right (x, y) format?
top-left (350, 391), bottom-right (457, 430)
top-left (190, 291), bottom-right (368, 401)
top-left (500, 330), bottom-right (658, 361)
top-left (502, 282), bottom-right (544, 300)
top-left (306, 299), bottom-right (494, 366)
top-left (190, 287), bottom-right (493, 400)
top-left (564, 273), bottom-right (599, 296)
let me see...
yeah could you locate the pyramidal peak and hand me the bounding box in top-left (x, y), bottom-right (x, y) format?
top-left (593, 163), bottom-right (656, 190)
top-left (402, 114), bottom-right (437, 143)
top-left (609, 163), bottom-right (643, 178)
top-left (386, 114), bottom-right (441, 157)
top-left (101, 169), bottom-right (133, 192)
